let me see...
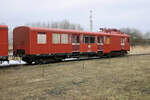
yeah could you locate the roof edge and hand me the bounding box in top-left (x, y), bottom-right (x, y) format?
top-left (0, 25), bottom-right (8, 29)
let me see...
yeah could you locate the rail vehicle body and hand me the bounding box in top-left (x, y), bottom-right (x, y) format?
top-left (13, 26), bottom-right (130, 64)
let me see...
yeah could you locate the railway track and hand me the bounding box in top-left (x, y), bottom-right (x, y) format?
top-left (0, 53), bottom-right (150, 69)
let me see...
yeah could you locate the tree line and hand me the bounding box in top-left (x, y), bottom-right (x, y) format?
top-left (1, 20), bottom-right (150, 46)
top-left (26, 19), bottom-right (83, 31)
top-left (120, 28), bottom-right (150, 46)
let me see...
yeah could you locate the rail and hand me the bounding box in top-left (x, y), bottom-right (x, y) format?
top-left (0, 53), bottom-right (150, 69)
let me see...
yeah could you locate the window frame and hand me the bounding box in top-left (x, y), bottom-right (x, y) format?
top-left (89, 36), bottom-right (95, 43)
top-left (97, 36), bottom-right (104, 44)
top-left (76, 35), bottom-right (80, 43)
top-left (37, 32), bottom-right (47, 44)
top-left (61, 33), bottom-right (69, 44)
top-left (72, 35), bottom-right (80, 44)
top-left (83, 35), bottom-right (89, 44)
top-left (72, 35), bottom-right (76, 43)
top-left (52, 33), bottom-right (61, 44)
top-left (106, 36), bottom-right (110, 44)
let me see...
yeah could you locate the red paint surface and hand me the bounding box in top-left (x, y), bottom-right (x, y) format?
top-left (13, 26), bottom-right (130, 55)
top-left (0, 25), bottom-right (8, 56)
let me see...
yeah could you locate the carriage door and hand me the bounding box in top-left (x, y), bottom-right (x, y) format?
top-left (121, 37), bottom-right (125, 49)
top-left (97, 36), bottom-right (104, 51)
top-left (72, 35), bottom-right (80, 52)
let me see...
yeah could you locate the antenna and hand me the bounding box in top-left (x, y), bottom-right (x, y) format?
top-left (90, 10), bottom-right (93, 32)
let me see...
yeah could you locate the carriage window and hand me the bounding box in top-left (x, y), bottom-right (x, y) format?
top-left (90, 36), bottom-right (95, 43)
top-left (106, 37), bottom-right (110, 44)
top-left (77, 36), bottom-right (80, 43)
top-left (72, 35), bottom-right (76, 43)
top-left (52, 33), bottom-right (60, 44)
top-left (72, 35), bottom-right (80, 43)
top-left (37, 32), bottom-right (47, 44)
top-left (97, 36), bottom-right (103, 43)
top-left (83, 36), bottom-right (89, 43)
top-left (61, 34), bottom-right (68, 44)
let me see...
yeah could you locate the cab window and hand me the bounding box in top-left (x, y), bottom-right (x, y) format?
top-left (72, 35), bottom-right (76, 43)
top-left (90, 36), bottom-right (95, 43)
top-left (72, 35), bottom-right (80, 43)
top-left (106, 36), bottom-right (110, 44)
top-left (83, 36), bottom-right (89, 43)
top-left (97, 36), bottom-right (103, 43)
top-left (77, 36), bottom-right (80, 43)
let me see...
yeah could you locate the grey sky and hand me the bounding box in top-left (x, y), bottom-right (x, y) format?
top-left (0, 0), bottom-right (150, 32)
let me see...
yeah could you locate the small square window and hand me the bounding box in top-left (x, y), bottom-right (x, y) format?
top-left (83, 36), bottom-right (89, 43)
top-left (61, 34), bottom-right (68, 44)
top-left (90, 36), bottom-right (95, 43)
top-left (52, 33), bottom-right (60, 44)
top-left (37, 32), bottom-right (47, 44)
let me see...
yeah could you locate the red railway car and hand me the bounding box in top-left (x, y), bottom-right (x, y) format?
top-left (13, 26), bottom-right (130, 64)
top-left (0, 25), bottom-right (8, 62)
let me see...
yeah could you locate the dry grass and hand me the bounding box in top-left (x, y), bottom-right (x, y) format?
top-left (130, 45), bottom-right (150, 54)
top-left (0, 54), bottom-right (150, 100)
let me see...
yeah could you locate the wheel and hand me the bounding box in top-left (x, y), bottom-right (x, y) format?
top-left (35, 59), bottom-right (42, 64)
top-left (107, 52), bottom-right (112, 58)
top-left (26, 61), bottom-right (32, 64)
top-left (55, 59), bottom-right (62, 62)
top-left (97, 51), bottom-right (103, 58)
top-left (120, 51), bottom-right (127, 56)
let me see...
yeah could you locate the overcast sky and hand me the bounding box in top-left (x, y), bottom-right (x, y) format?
top-left (0, 0), bottom-right (150, 32)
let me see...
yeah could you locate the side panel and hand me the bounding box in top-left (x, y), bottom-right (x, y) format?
top-left (51, 44), bottom-right (72, 54)
top-left (0, 27), bottom-right (8, 56)
top-left (88, 44), bottom-right (97, 53)
top-left (110, 36), bottom-right (122, 51)
top-left (13, 27), bottom-right (30, 55)
top-left (80, 44), bottom-right (88, 52)
top-left (29, 31), bottom-right (49, 54)
top-left (103, 35), bottom-right (130, 54)
top-left (124, 37), bottom-right (130, 51)
top-left (80, 43), bottom-right (97, 53)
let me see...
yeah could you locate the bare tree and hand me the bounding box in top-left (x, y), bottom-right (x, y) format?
top-left (26, 19), bottom-right (84, 31)
top-left (144, 32), bottom-right (150, 39)
top-left (120, 28), bottom-right (150, 46)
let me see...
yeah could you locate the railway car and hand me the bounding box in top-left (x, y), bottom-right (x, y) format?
top-left (13, 26), bottom-right (130, 64)
top-left (0, 25), bottom-right (8, 62)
